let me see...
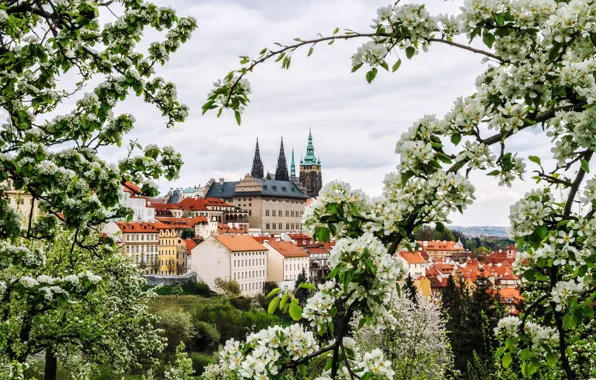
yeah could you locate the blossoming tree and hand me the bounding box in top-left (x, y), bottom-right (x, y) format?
top-left (205, 0), bottom-right (596, 378)
top-left (0, 0), bottom-right (196, 377)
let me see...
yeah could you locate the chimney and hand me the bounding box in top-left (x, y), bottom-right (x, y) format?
top-left (219, 178), bottom-right (224, 185)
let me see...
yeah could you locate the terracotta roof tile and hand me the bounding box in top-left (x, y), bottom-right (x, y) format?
top-left (267, 240), bottom-right (309, 258)
top-left (214, 235), bottom-right (267, 252)
top-left (116, 222), bottom-right (159, 233)
top-left (185, 239), bottom-right (198, 252)
top-left (156, 216), bottom-right (208, 228)
top-left (417, 240), bottom-right (465, 251)
top-left (399, 251), bottom-right (426, 264)
top-left (123, 181), bottom-right (142, 194)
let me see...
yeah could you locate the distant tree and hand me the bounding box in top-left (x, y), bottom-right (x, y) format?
top-left (263, 281), bottom-right (278, 296)
top-left (435, 228), bottom-right (456, 242)
top-left (472, 246), bottom-right (492, 257)
top-left (294, 268), bottom-right (310, 304)
top-left (403, 273), bottom-right (418, 305)
top-left (153, 309), bottom-right (194, 357)
top-left (181, 228), bottom-right (195, 240)
top-left (214, 278), bottom-right (241, 297)
top-left (171, 282), bottom-right (184, 299)
top-left (412, 225), bottom-right (436, 241)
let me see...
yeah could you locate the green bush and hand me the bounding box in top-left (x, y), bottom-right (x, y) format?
top-left (230, 297), bottom-right (251, 311)
top-left (242, 310), bottom-right (280, 333)
top-left (193, 300), bottom-right (245, 343)
top-left (153, 308), bottom-right (194, 355)
top-left (190, 352), bottom-right (215, 376)
top-left (194, 321), bottom-right (221, 352)
top-left (193, 281), bottom-right (213, 297)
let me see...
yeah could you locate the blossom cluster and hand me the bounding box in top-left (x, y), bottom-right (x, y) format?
top-left (220, 324), bottom-right (318, 379)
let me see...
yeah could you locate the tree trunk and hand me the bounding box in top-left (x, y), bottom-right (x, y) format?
top-left (44, 349), bottom-right (57, 380)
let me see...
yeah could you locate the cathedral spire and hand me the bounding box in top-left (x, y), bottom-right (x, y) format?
top-left (275, 137), bottom-right (289, 181)
top-left (302, 128), bottom-right (319, 166)
top-left (251, 138), bottom-right (264, 179)
top-left (290, 146), bottom-right (296, 178)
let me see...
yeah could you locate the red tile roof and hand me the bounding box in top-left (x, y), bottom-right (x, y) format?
top-left (217, 224), bottom-right (248, 234)
top-left (267, 240), bottom-right (309, 258)
top-left (156, 216), bottom-right (208, 228)
top-left (305, 247), bottom-right (329, 255)
top-left (177, 197), bottom-right (233, 211)
top-left (214, 235), bottom-right (267, 252)
top-left (123, 181), bottom-right (142, 195)
top-left (116, 222), bottom-right (159, 233)
top-left (185, 239), bottom-right (198, 253)
top-left (399, 251), bottom-right (426, 264)
top-left (252, 236), bottom-right (272, 244)
top-left (418, 240), bottom-right (465, 251)
top-left (152, 203), bottom-right (182, 211)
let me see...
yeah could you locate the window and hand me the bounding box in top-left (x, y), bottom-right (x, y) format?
top-left (272, 210), bottom-right (276, 217)
top-left (266, 223), bottom-right (270, 229)
top-left (265, 210), bottom-right (270, 216)
top-left (272, 223), bottom-right (276, 230)
top-left (286, 223), bottom-right (289, 230)
top-left (285, 210), bottom-right (289, 217)
top-left (279, 210), bottom-right (282, 216)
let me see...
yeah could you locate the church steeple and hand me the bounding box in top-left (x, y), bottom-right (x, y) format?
top-left (290, 147), bottom-right (296, 178)
top-left (302, 128), bottom-right (319, 166)
top-left (275, 137), bottom-right (289, 181)
top-left (251, 138), bottom-right (264, 179)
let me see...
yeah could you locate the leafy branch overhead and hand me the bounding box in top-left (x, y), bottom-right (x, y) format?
top-left (207, 1), bottom-right (596, 379)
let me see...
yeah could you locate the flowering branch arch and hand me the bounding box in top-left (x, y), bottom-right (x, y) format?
top-left (206, 1), bottom-right (596, 379)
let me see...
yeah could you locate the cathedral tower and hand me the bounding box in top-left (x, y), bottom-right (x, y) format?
top-left (299, 129), bottom-right (323, 197)
top-left (290, 147), bottom-right (299, 185)
top-left (275, 138), bottom-right (290, 181)
top-left (251, 138), bottom-right (264, 179)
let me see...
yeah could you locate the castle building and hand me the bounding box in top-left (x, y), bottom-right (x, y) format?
top-left (299, 130), bottom-right (323, 198)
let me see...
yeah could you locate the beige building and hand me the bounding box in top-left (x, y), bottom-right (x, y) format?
top-left (417, 240), bottom-right (466, 259)
top-left (111, 222), bottom-right (159, 274)
top-left (2, 180), bottom-right (40, 222)
top-left (264, 240), bottom-right (310, 290)
top-left (191, 235), bottom-right (268, 296)
top-left (205, 175), bottom-right (309, 234)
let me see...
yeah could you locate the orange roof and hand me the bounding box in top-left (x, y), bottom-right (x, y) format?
top-left (116, 222), bottom-right (159, 233)
top-left (153, 221), bottom-right (174, 230)
top-left (494, 288), bottom-right (523, 303)
top-left (399, 251), bottom-right (425, 264)
top-left (267, 240), bottom-right (309, 258)
top-left (123, 181), bottom-right (142, 195)
top-left (217, 223), bottom-right (248, 234)
top-left (305, 247), bottom-right (329, 255)
top-left (156, 216), bottom-right (208, 228)
top-left (152, 203), bottom-right (182, 211)
top-left (418, 240), bottom-right (465, 251)
top-left (252, 236), bottom-right (272, 244)
top-left (177, 197), bottom-right (233, 211)
top-left (214, 235), bottom-right (267, 252)
top-left (185, 239), bottom-right (198, 252)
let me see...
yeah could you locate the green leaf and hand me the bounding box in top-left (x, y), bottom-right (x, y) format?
top-left (279, 294), bottom-right (289, 310)
top-left (563, 313), bottom-right (574, 329)
top-left (351, 63), bottom-right (363, 73)
top-left (308, 47), bottom-right (314, 57)
top-left (324, 359), bottom-right (333, 371)
top-left (380, 60), bottom-right (389, 71)
top-left (392, 58), bottom-right (402, 72)
top-left (298, 364), bottom-right (307, 377)
top-left (298, 282), bottom-right (317, 291)
top-left (546, 351), bottom-right (557, 367)
top-left (405, 46), bottom-right (416, 59)
top-left (502, 352), bottom-right (512, 368)
top-left (482, 31), bottom-right (496, 48)
top-left (450, 133), bottom-right (462, 146)
top-left (581, 159), bottom-right (590, 173)
top-left (267, 296), bottom-right (280, 314)
top-left (536, 224), bottom-right (548, 239)
top-left (529, 155), bottom-right (541, 165)
top-left (333, 27), bottom-right (339, 34)
top-left (365, 68), bottom-right (378, 84)
top-left (487, 169), bottom-right (501, 176)
top-left (234, 111), bottom-right (241, 126)
top-left (315, 226), bottom-right (331, 242)
top-left (266, 288), bottom-right (280, 299)
top-left (523, 268), bottom-right (536, 281)
top-left (496, 13), bottom-right (505, 26)
top-left (289, 303), bottom-right (302, 320)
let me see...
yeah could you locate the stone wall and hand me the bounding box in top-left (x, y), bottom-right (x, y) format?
top-left (145, 272), bottom-right (196, 286)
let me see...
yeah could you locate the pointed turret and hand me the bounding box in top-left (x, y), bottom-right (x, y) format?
top-left (290, 147), bottom-right (296, 178)
top-left (299, 128), bottom-right (323, 198)
top-left (251, 138), bottom-right (264, 179)
top-left (275, 137), bottom-right (289, 181)
top-left (302, 128), bottom-right (319, 166)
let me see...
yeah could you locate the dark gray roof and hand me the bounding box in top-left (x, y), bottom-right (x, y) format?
top-left (167, 189), bottom-right (181, 204)
top-left (206, 179), bottom-right (310, 200)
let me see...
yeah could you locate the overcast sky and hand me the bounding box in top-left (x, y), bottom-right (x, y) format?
top-left (97, 0), bottom-right (556, 226)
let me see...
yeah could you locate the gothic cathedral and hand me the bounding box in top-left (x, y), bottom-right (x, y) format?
top-left (250, 131), bottom-right (323, 198)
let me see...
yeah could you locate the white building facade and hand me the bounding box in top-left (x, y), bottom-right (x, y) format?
top-left (264, 240), bottom-right (310, 290)
top-left (191, 235), bottom-right (267, 296)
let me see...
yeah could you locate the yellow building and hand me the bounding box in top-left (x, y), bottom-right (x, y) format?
top-left (2, 180), bottom-right (40, 222)
top-left (156, 222), bottom-right (178, 275)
